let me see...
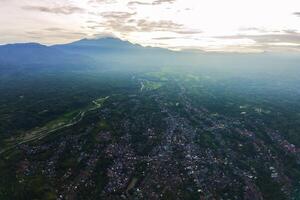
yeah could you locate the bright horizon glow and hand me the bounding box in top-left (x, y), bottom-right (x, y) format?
top-left (1, 0), bottom-right (300, 52)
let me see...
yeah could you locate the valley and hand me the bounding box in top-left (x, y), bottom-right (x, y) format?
top-left (1, 69), bottom-right (300, 200)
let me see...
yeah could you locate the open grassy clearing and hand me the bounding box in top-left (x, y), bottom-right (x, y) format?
top-left (0, 96), bottom-right (109, 155)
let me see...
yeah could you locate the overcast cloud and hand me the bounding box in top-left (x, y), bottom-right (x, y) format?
top-left (1, 0), bottom-right (300, 52)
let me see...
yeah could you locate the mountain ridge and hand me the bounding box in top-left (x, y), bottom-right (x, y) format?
top-left (1, 37), bottom-right (300, 72)
top-left (0, 37), bottom-right (175, 69)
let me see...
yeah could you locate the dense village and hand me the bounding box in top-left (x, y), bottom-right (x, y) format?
top-left (2, 74), bottom-right (299, 200)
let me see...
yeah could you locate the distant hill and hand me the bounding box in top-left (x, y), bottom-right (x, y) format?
top-left (0, 37), bottom-right (173, 70)
top-left (53, 37), bottom-right (175, 69)
top-left (54, 37), bottom-right (142, 53)
top-left (0, 42), bottom-right (93, 69)
top-left (1, 37), bottom-right (300, 73)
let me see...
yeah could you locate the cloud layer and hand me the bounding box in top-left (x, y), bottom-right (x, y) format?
top-left (22, 5), bottom-right (84, 15)
top-left (1, 0), bottom-right (300, 52)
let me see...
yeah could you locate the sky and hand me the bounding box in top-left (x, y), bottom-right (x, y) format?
top-left (1, 0), bottom-right (300, 52)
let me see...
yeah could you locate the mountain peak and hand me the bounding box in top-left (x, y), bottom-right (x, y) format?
top-left (67, 37), bottom-right (135, 48)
